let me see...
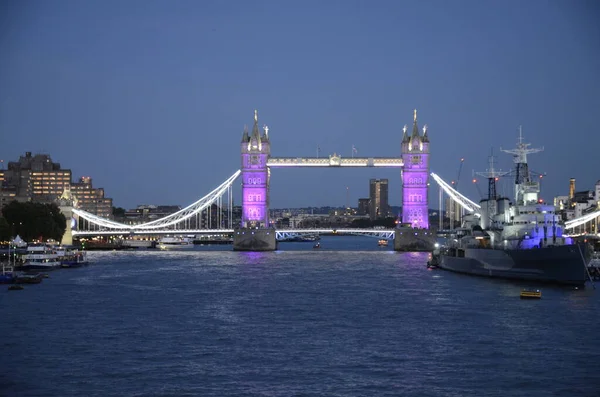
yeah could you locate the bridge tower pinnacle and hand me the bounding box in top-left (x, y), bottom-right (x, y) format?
top-left (240, 110), bottom-right (271, 228)
top-left (401, 110), bottom-right (430, 228)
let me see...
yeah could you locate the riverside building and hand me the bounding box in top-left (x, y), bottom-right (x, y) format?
top-left (0, 152), bottom-right (114, 218)
top-left (71, 176), bottom-right (113, 219)
top-left (2, 152), bottom-right (72, 203)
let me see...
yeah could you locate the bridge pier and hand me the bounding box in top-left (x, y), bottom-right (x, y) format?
top-left (393, 227), bottom-right (435, 252)
top-left (233, 228), bottom-right (277, 251)
top-left (56, 186), bottom-right (77, 246)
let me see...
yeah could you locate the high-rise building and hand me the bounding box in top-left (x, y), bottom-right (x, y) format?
top-left (358, 198), bottom-right (370, 216)
top-left (0, 152), bottom-right (114, 218)
top-left (2, 152), bottom-right (72, 203)
top-left (369, 179), bottom-right (389, 220)
top-left (0, 169), bottom-right (17, 210)
top-left (71, 176), bottom-right (113, 219)
top-left (401, 110), bottom-right (430, 228)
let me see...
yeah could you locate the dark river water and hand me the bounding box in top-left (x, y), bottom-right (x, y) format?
top-left (1, 236), bottom-right (599, 396)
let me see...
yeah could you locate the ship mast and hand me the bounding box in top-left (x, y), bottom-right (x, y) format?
top-left (500, 126), bottom-right (543, 205)
top-left (475, 149), bottom-right (509, 200)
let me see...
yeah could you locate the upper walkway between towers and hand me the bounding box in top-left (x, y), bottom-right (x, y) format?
top-left (267, 156), bottom-right (404, 167)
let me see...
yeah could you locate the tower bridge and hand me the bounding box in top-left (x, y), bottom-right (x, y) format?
top-left (65, 109), bottom-right (433, 251)
top-left (63, 109), bottom-right (598, 250)
top-left (234, 109), bottom-right (430, 250)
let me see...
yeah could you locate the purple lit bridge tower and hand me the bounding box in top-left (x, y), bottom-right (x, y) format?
top-left (401, 109), bottom-right (430, 229)
top-left (233, 110), bottom-right (434, 251)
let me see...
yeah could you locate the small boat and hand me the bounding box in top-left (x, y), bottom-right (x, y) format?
top-left (8, 285), bottom-right (24, 291)
top-left (15, 273), bottom-right (43, 284)
top-left (313, 242), bottom-right (321, 249)
top-left (378, 239), bottom-right (388, 247)
top-left (0, 264), bottom-right (16, 284)
top-left (520, 289), bottom-right (542, 299)
top-left (158, 237), bottom-right (195, 250)
top-left (57, 247), bottom-right (88, 268)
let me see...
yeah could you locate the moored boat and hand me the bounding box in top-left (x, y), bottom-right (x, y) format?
top-left (157, 236), bottom-right (194, 250)
top-left (0, 254), bottom-right (16, 284)
top-left (0, 268), bottom-right (16, 284)
top-left (15, 273), bottom-right (43, 284)
top-left (433, 133), bottom-right (591, 286)
top-left (378, 239), bottom-right (389, 247)
top-left (21, 244), bottom-right (61, 270)
top-left (56, 246), bottom-right (88, 268)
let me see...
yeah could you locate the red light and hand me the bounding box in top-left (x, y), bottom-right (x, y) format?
top-left (472, 179), bottom-right (477, 183)
top-left (538, 199), bottom-right (543, 203)
top-left (495, 177), bottom-right (499, 181)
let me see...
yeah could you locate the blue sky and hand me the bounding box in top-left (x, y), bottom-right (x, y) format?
top-left (1, 0), bottom-right (599, 210)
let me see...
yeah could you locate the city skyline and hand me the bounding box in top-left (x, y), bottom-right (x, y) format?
top-left (1, 1), bottom-right (599, 210)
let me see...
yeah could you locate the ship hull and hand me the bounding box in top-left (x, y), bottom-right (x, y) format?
top-left (437, 244), bottom-right (589, 286)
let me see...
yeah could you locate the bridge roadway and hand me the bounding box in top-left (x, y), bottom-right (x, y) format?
top-left (72, 228), bottom-right (399, 240)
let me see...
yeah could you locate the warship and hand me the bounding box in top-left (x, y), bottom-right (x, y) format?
top-left (432, 132), bottom-right (591, 286)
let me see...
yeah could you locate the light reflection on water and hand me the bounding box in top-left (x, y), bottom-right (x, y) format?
top-left (0, 236), bottom-right (599, 397)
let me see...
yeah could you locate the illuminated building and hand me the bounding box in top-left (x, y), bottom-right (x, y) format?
top-left (3, 152), bottom-right (72, 203)
top-left (71, 176), bottom-right (113, 219)
top-left (358, 198), bottom-right (370, 216)
top-left (0, 168), bottom-right (17, 210)
top-left (0, 152), bottom-right (114, 218)
top-left (369, 179), bottom-right (389, 220)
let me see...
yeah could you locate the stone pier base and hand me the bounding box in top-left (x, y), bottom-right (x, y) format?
top-left (233, 228), bottom-right (277, 251)
top-left (59, 206), bottom-right (73, 246)
top-left (394, 228), bottom-right (435, 252)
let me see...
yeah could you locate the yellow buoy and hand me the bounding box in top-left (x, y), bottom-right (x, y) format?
top-left (520, 289), bottom-right (542, 299)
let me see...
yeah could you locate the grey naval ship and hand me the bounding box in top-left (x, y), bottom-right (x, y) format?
top-left (431, 133), bottom-right (591, 286)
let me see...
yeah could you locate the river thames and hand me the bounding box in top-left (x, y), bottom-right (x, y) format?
top-left (1, 236), bottom-right (599, 396)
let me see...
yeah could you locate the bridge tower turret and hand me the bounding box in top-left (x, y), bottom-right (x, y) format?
top-left (240, 110), bottom-right (270, 227)
top-left (401, 109), bottom-right (430, 229)
top-left (234, 110), bottom-right (276, 251)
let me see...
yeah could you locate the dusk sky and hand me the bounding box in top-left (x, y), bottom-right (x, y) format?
top-left (1, 0), bottom-right (599, 211)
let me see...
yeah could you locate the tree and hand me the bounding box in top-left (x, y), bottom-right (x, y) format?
top-left (0, 217), bottom-right (10, 241)
top-left (351, 218), bottom-right (372, 228)
top-left (112, 206), bottom-right (126, 217)
top-left (2, 201), bottom-right (66, 242)
top-left (373, 217), bottom-right (397, 228)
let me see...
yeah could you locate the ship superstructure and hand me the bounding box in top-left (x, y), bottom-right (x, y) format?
top-left (474, 132), bottom-right (568, 250)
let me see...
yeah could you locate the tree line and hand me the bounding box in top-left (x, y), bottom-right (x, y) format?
top-left (0, 201), bottom-right (66, 242)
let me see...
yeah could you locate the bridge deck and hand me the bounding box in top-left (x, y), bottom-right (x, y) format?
top-left (72, 228), bottom-right (399, 237)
